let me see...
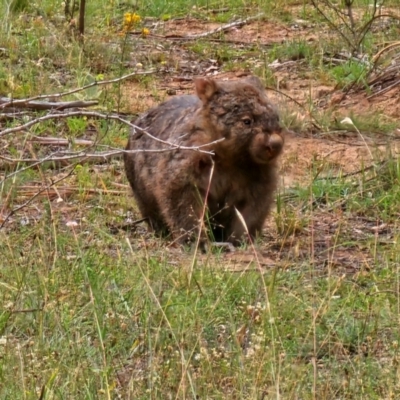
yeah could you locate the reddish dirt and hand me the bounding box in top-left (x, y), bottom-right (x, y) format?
top-left (122, 16), bottom-right (400, 188)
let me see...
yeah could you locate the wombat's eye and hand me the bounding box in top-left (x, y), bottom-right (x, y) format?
top-left (242, 118), bottom-right (252, 126)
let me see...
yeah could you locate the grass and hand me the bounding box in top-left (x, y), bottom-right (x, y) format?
top-left (1, 0), bottom-right (400, 398)
top-left (329, 61), bottom-right (370, 91)
top-left (2, 220), bottom-right (400, 398)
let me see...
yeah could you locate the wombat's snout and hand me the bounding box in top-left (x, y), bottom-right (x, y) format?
top-left (267, 132), bottom-right (284, 156)
top-left (250, 132), bottom-right (283, 164)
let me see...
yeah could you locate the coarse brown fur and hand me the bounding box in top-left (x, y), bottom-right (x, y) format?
top-left (124, 76), bottom-right (284, 245)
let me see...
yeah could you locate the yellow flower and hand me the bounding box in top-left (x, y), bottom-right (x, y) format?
top-left (131, 13), bottom-right (141, 23)
top-left (141, 27), bottom-right (150, 36)
top-left (123, 12), bottom-right (141, 27)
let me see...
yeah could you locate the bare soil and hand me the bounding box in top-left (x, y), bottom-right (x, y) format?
top-left (118, 15), bottom-right (400, 269)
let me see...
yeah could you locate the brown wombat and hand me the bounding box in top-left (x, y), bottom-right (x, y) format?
top-left (124, 76), bottom-right (284, 245)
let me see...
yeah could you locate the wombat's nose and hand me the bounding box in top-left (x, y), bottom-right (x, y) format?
top-left (268, 133), bottom-right (284, 153)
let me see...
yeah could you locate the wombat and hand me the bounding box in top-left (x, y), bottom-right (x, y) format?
top-left (124, 76), bottom-right (284, 245)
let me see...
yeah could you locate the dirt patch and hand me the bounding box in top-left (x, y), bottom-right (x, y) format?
top-left (280, 133), bottom-right (400, 187)
top-left (161, 16), bottom-right (318, 44)
top-left (121, 81), bottom-right (161, 114)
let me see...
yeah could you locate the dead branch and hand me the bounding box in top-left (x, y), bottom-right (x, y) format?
top-left (29, 136), bottom-right (94, 146)
top-left (372, 41), bottom-right (400, 64)
top-left (15, 185), bottom-right (125, 198)
top-left (367, 78), bottom-right (400, 99)
top-left (0, 146), bottom-right (211, 169)
top-left (368, 65), bottom-right (400, 87)
top-left (206, 7), bottom-right (230, 14)
top-left (78, 0), bottom-right (86, 38)
top-left (0, 110), bottom-right (224, 154)
top-left (140, 13), bottom-right (264, 42)
top-left (0, 138), bottom-right (233, 174)
top-left (184, 12), bottom-right (264, 39)
top-left (0, 98), bottom-right (98, 111)
top-left (141, 32), bottom-right (274, 47)
top-left (0, 70), bottom-right (156, 108)
top-left (0, 111), bottom-right (31, 121)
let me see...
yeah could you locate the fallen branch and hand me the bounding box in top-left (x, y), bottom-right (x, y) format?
top-left (368, 65), bottom-right (400, 87)
top-left (0, 98), bottom-right (98, 111)
top-left (205, 7), bottom-right (230, 14)
top-left (140, 32), bottom-right (274, 47)
top-left (0, 69), bottom-right (156, 109)
top-left (184, 12), bottom-right (264, 39)
top-left (137, 13), bottom-right (265, 42)
top-left (29, 136), bottom-right (94, 146)
top-left (0, 138), bottom-right (232, 174)
top-left (367, 78), bottom-right (400, 99)
top-left (0, 111), bottom-right (31, 121)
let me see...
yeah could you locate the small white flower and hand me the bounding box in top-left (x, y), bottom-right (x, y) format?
top-left (341, 117), bottom-right (354, 126)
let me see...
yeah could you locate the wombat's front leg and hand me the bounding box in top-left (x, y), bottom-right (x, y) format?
top-left (157, 152), bottom-right (214, 245)
top-left (159, 184), bottom-right (208, 244)
top-left (228, 194), bottom-right (274, 244)
top-left (228, 207), bottom-right (267, 244)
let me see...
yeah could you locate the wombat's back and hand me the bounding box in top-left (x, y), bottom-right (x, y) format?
top-left (131, 95), bottom-right (201, 143)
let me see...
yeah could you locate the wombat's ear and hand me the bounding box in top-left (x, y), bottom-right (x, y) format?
top-left (194, 77), bottom-right (218, 103)
top-left (244, 76), bottom-right (265, 91)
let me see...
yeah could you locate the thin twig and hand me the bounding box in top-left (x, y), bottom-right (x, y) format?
top-left (0, 110), bottom-right (224, 154)
top-left (372, 41), bottom-right (400, 64)
top-left (310, 0), bottom-right (355, 51)
top-left (0, 147), bottom-right (207, 166)
top-left (11, 308), bottom-right (43, 313)
top-left (0, 168), bottom-right (76, 229)
top-left (14, 185), bottom-right (125, 197)
top-left (266, 86), bottom-right (323, 131)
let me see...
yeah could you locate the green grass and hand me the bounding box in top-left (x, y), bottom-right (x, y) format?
top-left (329, 61), bottom-right (370, 90)
top-left (269, 40), bottom-right (316, 63)
top-left (1, 0), bottom-right (400, 398)
top-left (2, 217), bottom-right (400, 398)
top-left (283, 152), bottom-right (400, 220)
